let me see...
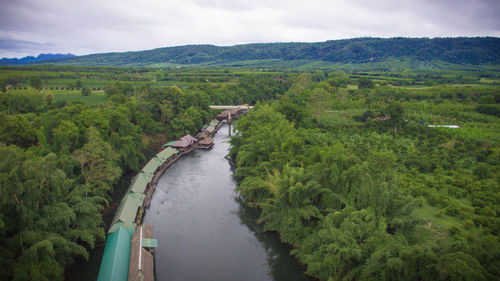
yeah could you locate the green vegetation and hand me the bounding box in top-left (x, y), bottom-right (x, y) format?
top-left (0, 65), bottom-right (288, 281)
top-left (229, 72), bottom-right (500, 280)
top-left (33, 37), bottom-right (500, 71)
top-left (1, 64), bottom-right (499, 281)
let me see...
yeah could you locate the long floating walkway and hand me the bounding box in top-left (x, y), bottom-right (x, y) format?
top-left (97, 118), bottom-right (224, 281)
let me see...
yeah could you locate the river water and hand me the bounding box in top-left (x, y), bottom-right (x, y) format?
top-left (144, 124), bottom-right (312, 281)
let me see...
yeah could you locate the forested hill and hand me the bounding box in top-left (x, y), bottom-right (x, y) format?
top-left (42, 37), bottom-right (500, 68)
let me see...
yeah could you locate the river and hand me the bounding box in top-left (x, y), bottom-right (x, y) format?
top-left (144, 124), bottom-right (312, 281)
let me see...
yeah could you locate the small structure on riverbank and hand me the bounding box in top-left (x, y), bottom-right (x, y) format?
top-left (97, 119), bottom-right (225, 281)
top-left (97, 227), bottom-right (134, 281)
top-left (161, 141), bottom-right (177, 149)
top-left (198, 137), bottom-right (214, 148)
top-left (209, 119), bottom-right (219, 128)
top-left (130, 172), bottom-right (153, 194)
top-left (156, 147), bottom-right (178, 162)
top-left (197, 126), bottom-right (215, 139)
top-left (108, 192), bottom-right (144, 233)
top-left (172, 135), bottom-right (197, 148)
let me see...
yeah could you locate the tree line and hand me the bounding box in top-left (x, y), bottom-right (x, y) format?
top-left (0, 68), bottom-right (288, 281)
top-left (36, 37), bottom-right (500, 67)
top-left (229, 72), bottom-right (500, 280)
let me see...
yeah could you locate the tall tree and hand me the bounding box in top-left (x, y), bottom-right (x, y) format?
top-left (72, 127), bottom-right (120, 198)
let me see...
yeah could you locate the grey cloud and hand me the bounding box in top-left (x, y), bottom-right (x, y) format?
top-left (0, 0), bottom-right (498, 58)
top-left (0, 38), bottom-right (56, 54)
top-left (190, 0), bottom-right (267, 11)
top-left (0, 38), bottom-right (50, 50)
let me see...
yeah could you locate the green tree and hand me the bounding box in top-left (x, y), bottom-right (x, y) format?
top-left (44, 93), bottom-right (54, 105)
top-left (52, 120), bottom-right (80, 152)
top-left (358, 77), bottom-right (374, 89)
top-left (81, 87), bottom-right (91, 96)
top-left (384, 101), bottom-right (405, 132)
top-left (30, 77), bottom-right (42, 90)
top-left (438, 252), bottom-right (492, 281)
top-left (72, 127), bottom-right (121, 197)
top-left (0, 114), bottom-right (38, 148)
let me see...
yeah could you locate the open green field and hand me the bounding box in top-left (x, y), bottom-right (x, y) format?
top-left (51, 91), bottom-right (107, 105)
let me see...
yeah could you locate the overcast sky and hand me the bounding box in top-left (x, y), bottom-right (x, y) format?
top-left (1, 0), bottom-right (499, 58)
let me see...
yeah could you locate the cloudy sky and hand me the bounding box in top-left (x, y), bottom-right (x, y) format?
top-left (1, 0), bottom-right (499, 58)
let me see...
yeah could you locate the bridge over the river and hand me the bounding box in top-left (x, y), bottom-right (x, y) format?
top-left (209, 105), bottom-right (253, 135)
top-left (209, 105), bottom-right (254, 110)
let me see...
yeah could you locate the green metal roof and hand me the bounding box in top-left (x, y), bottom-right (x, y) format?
top-left (210, 119), bottom-right (219, 127)
top-left (128, 192), bottom-right (145, 205)
top-left (117, 195), bottom-right (140, 223)
top-left (108, 221), bottom-right (136, 234)
top-left (97, 227), bottom-right (134, 281)
top-left (111, 193), bottom-right (140, 230)
top-left (141, 157), bottom-right (163, 174)
top-left (130, 172), bottom-right (152, 194)
top-left (156, 147), bottom-right (178, 162)
top-left (162, 141), bottom-right (177, 147)
top-left (142, 238), bottom-right (158, 248)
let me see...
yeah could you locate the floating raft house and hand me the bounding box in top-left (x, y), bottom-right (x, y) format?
top-left (162, 141), bottom-right (177, 148)
top-left (98, 119), bottom-right (221, 281)
top-left (97, 227), bottom-right (134, 281)
top-left (156, 147), bottom-right (177, 161)
top-left (98, 147), bottom-right (178, 281)
top-left (172, 135), bottom-right (197, 148)
top-left (130, 172), bottom-right (153, 194)
top-left (209, 119), bottom-right (219, 128)
top-left (142, 157), bottom-right (163, 175)
top-left (197, 126), bottom-right (215, 139)
top-left (199, 137), bottom-right (214, 146)
top-left (108, 192), bottom-right (144, 233)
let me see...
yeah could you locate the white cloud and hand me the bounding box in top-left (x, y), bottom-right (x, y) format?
top-left (0, 0), bottom-right (498, 57)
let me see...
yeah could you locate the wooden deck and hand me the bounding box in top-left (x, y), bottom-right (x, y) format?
top-left (128, 224), bottom-right (155, 281)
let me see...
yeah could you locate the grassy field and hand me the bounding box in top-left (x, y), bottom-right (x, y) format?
top-left (52, 92), bottom-right (107, 105)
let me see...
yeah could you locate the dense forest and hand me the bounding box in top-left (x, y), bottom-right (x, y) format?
top-left (229, 72), bottom-right (500, 280)
top-left (0, 65), bottom-right (499, 280)
top-left (33, 37), bottom-right (500, 68)
top-left (0, 66), bottom-right (287, 280)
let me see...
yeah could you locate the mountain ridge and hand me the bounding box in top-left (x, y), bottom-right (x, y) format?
top-left (32, 37), bottom-right (500, 69)
top-left (0, 53), bottom-right (75, 65)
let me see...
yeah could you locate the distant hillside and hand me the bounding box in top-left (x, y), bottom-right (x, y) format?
top-left (0, 53), bottom-right (75, 65)
top-left (41, 37), bottom-right (500, 69)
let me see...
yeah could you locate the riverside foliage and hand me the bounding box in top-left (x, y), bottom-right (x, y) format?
top-left (0, 66), bottom-right (287, 281)
top-left (229, 72), bottom-right (500, 280)
top-left (0, 65), bottom-right (498, 280)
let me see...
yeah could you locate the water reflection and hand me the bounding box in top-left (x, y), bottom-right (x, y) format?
top-left (234, 198), bottom-right (313, 281)
top-left (143, 124), bottom-right (312, 281)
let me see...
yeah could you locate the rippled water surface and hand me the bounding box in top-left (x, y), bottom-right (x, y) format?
top-left (144, 125), bottom-right (312, 281)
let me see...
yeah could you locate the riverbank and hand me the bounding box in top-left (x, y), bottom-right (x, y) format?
top-left (143, 123), bottom-right (313, 281)
top-left (95, 118), bottom-right (224, 281)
